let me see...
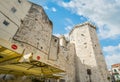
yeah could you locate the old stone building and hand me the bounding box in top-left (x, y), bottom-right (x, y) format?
top-left (0, 0), bottom-right (110, 82)
top-left (69, 23), bottom-right (109, 82)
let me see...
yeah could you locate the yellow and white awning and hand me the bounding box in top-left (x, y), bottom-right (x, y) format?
top-left (0, 45), bottom-right (64, 77)
top-left (0, 61), bottom-right (64, 76)
top-left (0, 45), bottom-right (22, 64)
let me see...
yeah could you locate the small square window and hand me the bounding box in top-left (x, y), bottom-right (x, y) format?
top-left (87, 69), bottom-right (92, 75)
top-left (18, 0), bottom-right (21, 3)
top-left (81, 34), bottom-right (84, 36)
top-left (54, 39), bottom-right (57, 42)
top-left (114, 69), bottom-right (117, 72)
top-left (11, 7), bottom-right (17, 13)
top-left (3, 20), bottom-right (9, 26)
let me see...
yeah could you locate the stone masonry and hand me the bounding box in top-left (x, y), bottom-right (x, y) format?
top-left (0, 0), bottom-right (110, 82)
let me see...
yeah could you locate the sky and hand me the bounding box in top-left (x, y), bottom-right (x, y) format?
top-left (29, 0), bottom-right (120, 69)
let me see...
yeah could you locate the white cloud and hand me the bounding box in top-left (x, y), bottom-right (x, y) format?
top-left (53, 33), bottom-right (61, 37)
top-left (105, 54), bottom-right (120, 69)
top-left (65, 26), bottom-right (72, 32)
top-left (51, 7), bottom-right (57, 12)
top-left (58, 0), bottom-right (120, 39)
top-left (103, 44), bottom-right (120, 53)
top-left (53, 19), bottom-right (72, 39)
top-left (64, 18), bottom-right (73, 32)
top-left (65, 18), bottom-right (74, 25)
top-left (103, 44), bottom-right (120, 68)
top-left (43, 6), bottom-right (48, 10)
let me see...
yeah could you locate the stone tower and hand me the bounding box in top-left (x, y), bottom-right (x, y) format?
top-left (69, 22), bottom-right (109, 82)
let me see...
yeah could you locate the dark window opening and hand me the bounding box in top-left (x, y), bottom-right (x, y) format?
top-left (114, 69), bottom-right (117, 72)
top-left (41, 47), bottom-right (43, 49)
top-left (95, 44), bottom-right (96, 47)
top-left (117, 75), bottom-right (119, 78)
top-left (21, 19), bottom-right (23, 24)
top-left (3, 20), bottom-right (9, 26)
top-left (11, 7), bottom-right (17, 13)
top-left (35, 18), bottom-right (38, 21)
top-left (81, 34), bottom-right (84, 36)
top-left (18, 0), bottom-right (21, 3)
top-left (87, 69), bottom-right (92, 75)
top-left (54, 39), bottom-right (57, 42)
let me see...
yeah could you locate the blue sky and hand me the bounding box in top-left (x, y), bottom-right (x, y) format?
top-left (29, 0), bottom-right (120, 69)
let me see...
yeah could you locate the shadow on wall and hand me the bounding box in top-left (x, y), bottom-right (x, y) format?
top-left (75, 55), bottom-right (111, 82)
top-left (75, 56), bottom-right (81, 82)
top-left (75, 56), bottom-right (97, 82)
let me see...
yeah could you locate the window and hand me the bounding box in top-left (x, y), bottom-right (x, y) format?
top-left (95, 44), bottom-right (96, 47)
top-left (35, 18), bottom-right (38, 21)
top-left (41, 47), bottom-right (43, 49)
top-left (3, 20), bottom-right (9, 26)
top-left (81, 34), bottom-right (84, 36)
top-left (18, 0), bottom-right (21, 3)
top-left (87, 69), bottom-right (92, 75)
top-left (11, 7), bottom-right (17, 13)
top-left (54, 39), bottom-right (57, 42)
top-left (21, 19), bottom-right (23, 24)
top-left (116, 75), bottom-right (119, 78)
top-left (114, 69), bottom-right (117, 72)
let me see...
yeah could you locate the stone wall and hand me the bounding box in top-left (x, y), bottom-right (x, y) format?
top-left (0, 0), bottom-right (31, 41)
top-left (13, 4), bottom-right (53, 55)
top-left (0, 0), bottom-right (31, 27)
top-left (49, 35), bottom-right (59, 61)
top-left (0, 0), bottom-right (109, 82)
top-left (58, 38), bottom-right (76, 82)
top-left (88, 25), bottom-right (109, 82)
top-left (69, 23), bottom-right (109, 82)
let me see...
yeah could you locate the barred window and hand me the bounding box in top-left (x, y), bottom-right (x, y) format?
top-left (3, 20), bottom-right (9, 26)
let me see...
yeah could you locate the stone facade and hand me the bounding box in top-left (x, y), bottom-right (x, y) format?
top-left (0, 0), bottom-right (31, 41)
top-left (0, 0), bottom-right (109, 82)
top-left (13, 4), bottom-right (53, 55)
top-left (70, 23), bottom-right (109, 82)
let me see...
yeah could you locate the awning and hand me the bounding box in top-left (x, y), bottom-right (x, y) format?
top-left (0, 45), bottom-right (65, 77)
top-left (0, 45), bottom-right (22, 64)
top-left (0, 61), bottom-right (64, 76)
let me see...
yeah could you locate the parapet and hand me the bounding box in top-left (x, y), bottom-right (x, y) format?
top-left (69, 22), bottom-right (96, 35)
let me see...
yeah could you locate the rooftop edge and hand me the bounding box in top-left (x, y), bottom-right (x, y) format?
top-left (69, 22), bottom-right (96, 35)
